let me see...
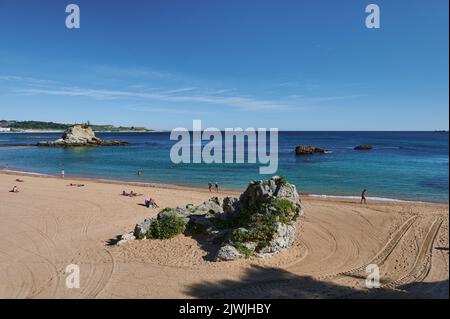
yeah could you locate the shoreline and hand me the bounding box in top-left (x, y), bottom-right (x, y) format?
top-left (1, 168), bottom-right (447, 206)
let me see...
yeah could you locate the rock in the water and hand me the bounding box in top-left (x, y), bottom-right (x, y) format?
top-left (37, 125), bottom-right (128, 147)
top-left (354, 144), bottom-right (373, 150)
top-left (63, 125), bottom-right (98, 144)
top-left (295, 145), bottom-right (327, 155)
top-left (215, 245), bottom-right (244, 261)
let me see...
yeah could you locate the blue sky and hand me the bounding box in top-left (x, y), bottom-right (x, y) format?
top-left (0, 0), bottom-right (448, 130)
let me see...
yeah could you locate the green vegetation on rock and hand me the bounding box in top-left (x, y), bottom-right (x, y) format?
top-left (228, 196), bottom-right (298, 251)
top-left (133, 177), bottom-right (303, 261)
top-left (230, 242), bottom-right (254, 258)
top-left (146, 213), bottom-right (187, 239)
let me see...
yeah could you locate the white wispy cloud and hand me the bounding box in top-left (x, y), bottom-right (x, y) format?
top-left (16, 86), bottom-right (293, 111)
top-left (307, 95), bottom-right (366, 102)
top-left (160, 87), bottom-right (198, 94)
top-left (90, 65), bottom-right (176, 79)
top-left (2, 71), bottom-right (364, 112)
top-left (127, 105), bottom-right (214, 115)
top-left (0, 75), bottom-right (62, 85)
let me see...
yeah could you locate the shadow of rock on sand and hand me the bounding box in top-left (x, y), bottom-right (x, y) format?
top-left (106, 235), bottom-right (122, 246)
top-left (184, 265), bottom-right (449, 299)
top-left (185, 233), bottom-right (221, 262)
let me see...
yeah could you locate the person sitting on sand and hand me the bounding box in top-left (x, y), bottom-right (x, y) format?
top-left (144, 198), bottom-right (159, 208)
top-left (144, 198), bottom-right (153, 208)
top-left (10, 186), bottom-right (19, 193)
top-left (149, 198), bottom-right (159, 208)
top-left (361, 189), bottom-right (368, 204)
top-left (122, 190), bottom-right (141, 197)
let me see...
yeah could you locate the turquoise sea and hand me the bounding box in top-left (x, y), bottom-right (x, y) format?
top-left (0, 131), bottom-right (448, 203)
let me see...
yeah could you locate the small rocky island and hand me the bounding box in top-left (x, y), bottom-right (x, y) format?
top-left (354, 144), bottom-right (373, 150)
top-left (37, 125), bottom-right (128, 147)
top-left (118, 176), bottom-right (304, 261)
top-left (295, 145), bottom-right (327, 155)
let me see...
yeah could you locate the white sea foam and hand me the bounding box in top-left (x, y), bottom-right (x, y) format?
top-left (306, 194), bottom-right (421, 203)
top-left (0, 169), bottom-right (51, 177)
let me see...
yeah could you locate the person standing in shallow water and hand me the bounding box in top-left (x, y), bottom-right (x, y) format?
top-left (61, 169), bottom-right (65, 179)
top-left (208, 182), bottom-right (212, 192)
top-left (215, 182), bottom-right (219, 193)
top-left (361, 189), bottom-right (368, 204)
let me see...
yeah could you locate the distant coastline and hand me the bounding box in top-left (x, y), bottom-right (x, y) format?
top-left (0, 129), bottom-right (165, 133)
top-left (0, 119), bottom-right (155, 133)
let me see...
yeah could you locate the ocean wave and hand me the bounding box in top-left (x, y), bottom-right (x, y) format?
top-left (306, 194), bottom-right (422, 203)
top-left (0, 169), bottom-right (52, 177)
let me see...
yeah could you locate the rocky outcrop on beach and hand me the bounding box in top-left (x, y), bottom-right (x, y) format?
top-left (37, 125), bottom-right (128, 147)
top-left (116, 232), bottom-right (136, 246)
top-left (295, 145), bottom-right (327, 155)
top-left (354, 144), bottom-right (373, 150)
top-left (132, 176), bottom-right (303, 261)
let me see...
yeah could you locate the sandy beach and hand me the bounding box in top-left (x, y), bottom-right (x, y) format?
top-left (0, 171), bottom-right (448, 299)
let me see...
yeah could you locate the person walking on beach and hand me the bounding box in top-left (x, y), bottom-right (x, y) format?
top-left (60, 169), bottom-right (65, 179)
top-left (215, 182), bottom-right (219, 193)
top-left (208, 182), bottom-right (212, 192)
top-left (361, 189), bottom-right (368, 204)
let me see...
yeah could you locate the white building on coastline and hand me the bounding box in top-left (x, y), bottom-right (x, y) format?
top-left (0, 127), bottom-right (11, 132)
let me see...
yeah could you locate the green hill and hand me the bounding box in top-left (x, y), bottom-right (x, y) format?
top-left (0, 120), bottom-right (152, 132)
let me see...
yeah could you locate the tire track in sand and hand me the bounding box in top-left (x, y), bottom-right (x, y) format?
top-left (318, 215), bottom-right (418, 280)
top-left (383, 217), bottom-right (443, 289)
top-left (203, 215), bottom-right (418, 299)
top-left (1, 215), bottom-right (62, 298)
top-left (335, 217), bottom-right (443, 299)
top-left (76, 247), bottom-right (115, 299)
top-left (72, 200), bottom-right (115, 299)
